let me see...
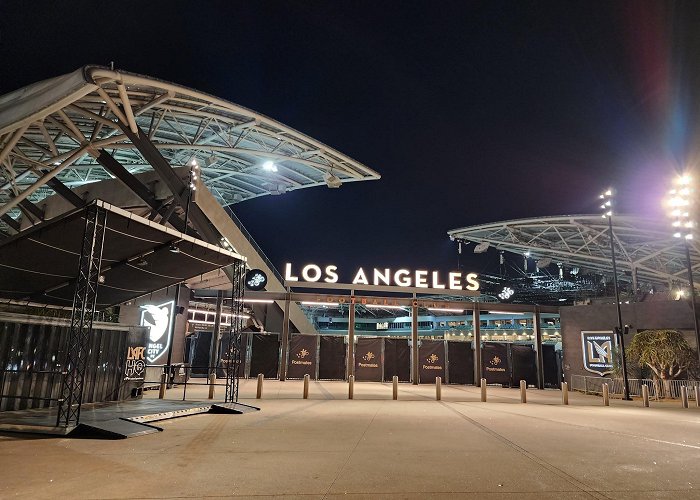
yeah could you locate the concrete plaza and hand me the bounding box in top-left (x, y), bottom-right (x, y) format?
top-left (1, 379), bottom-right (699, 499)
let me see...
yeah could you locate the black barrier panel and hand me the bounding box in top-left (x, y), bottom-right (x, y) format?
top-left (319, 336), bottom-right (346, 380)
top-left (447, 341), bottom-right (474, 385)
top-left (355, 338), bottom-right (383, 381)
top-left (250, 333), bottom-right (280, 379)
top-left (511, 344), bottom-right (537, 387)
top-left (218, 332), bottom-right (249, 379)
top-left (482, 343), bottom-right (510, 385)
top-left (419, 340), bottom-right (446, 383)
top-left (287, 335), bottom-right (318, 379)
top-left (189, 331), bottom-right (212, 377)
top-left (0, 321), bottom-right (146, 411)
top-left (383, 338), bottom-right (410, 382)
top-left (542, 344), bottom-right (559, 387)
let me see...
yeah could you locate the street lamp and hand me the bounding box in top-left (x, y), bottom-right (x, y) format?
top-left (600, 188), bottom-right (632, 400)
top-left (667, 174), bottom-right (700, 367)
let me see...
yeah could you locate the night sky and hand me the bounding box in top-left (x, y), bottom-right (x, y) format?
top-left (2, 1), bottom-right (700, 281)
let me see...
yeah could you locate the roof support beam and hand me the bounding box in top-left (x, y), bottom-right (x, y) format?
top-left (18, 199), bottom-right (44, 221)
top-left (46, 178), bottom-right (85, 208)
top-left (1, 214), bottom-right (20, 232)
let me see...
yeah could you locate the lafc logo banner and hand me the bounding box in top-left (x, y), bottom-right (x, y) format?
top-left (581, 331), bottom-right (617, 376)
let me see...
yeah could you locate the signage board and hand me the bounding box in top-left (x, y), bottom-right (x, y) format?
top-left (140, 300), bottom-right (175, 363)
top-left (581, 330), bottom-right (617, 376)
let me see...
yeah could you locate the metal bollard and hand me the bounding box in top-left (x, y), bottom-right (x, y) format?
top-left (303, 374), bottom-right (310, 399)
top-left (256, 373), bottom-right (264, 399)
top-left (158, 372), bottom-right (167, 399)
top-left (695, 386), bottom-right (700, 408)
top-left (480, 378), bottom-right (487, 402)
top-left (561, 381), bottom-right (569, 405)
top-left (208, 373), bottom-right (216, 399)
top-left (520, 380), bottom-right (527, 403)
top-left (392, 375), bottom-right (398, 400)
top-left (681, 386), bottom-right (689, 408)
top-left (602, 383), bottom-right (609, 406)
top-left (642, 384), bottom-right (649, 407)
top-left (436, 377), bottom-right (442, 401)
top-left (348, 375), bottom-right (354, 400)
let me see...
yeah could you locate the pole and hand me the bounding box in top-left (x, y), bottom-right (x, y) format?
top-left (208, 291), bottom-right (224, 379)
top-left (608, 215), bottom-right (632, 400)
top-left (348, 295), bottom-right (356, 380)
top-left (411, 295), bottom-right (419, 385)
top-left (684, 242), bottom-right (700, 366)
top-left (164, 284), bottom-right (181, 388)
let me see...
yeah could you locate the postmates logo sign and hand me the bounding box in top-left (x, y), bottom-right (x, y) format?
top-left (140, 301), bottom-right (175, 363)
top-left (422, 353), bottom-right (443, 371)
top-left (292, 348), bottom-right (312, 366)
top-left (358, 351), bottom-right (379, 369)
top-left (485, 355), bottom-right (506, 373)
top-left (581, 331), bottom-right (617, 376)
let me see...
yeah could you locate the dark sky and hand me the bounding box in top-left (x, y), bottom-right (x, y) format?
top-left (2, 1), bottom-right (700, 280)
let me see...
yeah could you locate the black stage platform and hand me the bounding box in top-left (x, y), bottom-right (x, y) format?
top-left (0, 399), bottom-right (259, 439)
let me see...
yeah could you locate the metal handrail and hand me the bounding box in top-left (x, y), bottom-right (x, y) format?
top-left (571, 374), bottom-right (699, 400)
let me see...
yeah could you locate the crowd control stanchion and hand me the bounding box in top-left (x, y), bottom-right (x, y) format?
top-left (303, 374), bottom-right (310, 399)
top-left (681, 386), bottom-right (689, 408)
top-left (208, 373), bottom-right (216, 400)
top-left (392, 376), bottom-right (398, 400)
top-left (561, 382), bottom-right (569, 405)
top-left (256, 374), bottom-right (264, 399)
top-left (348, 375), bottom-right (354, 400)
top-left (520, 380), bottom-right (527, 403)
top-left (436, 377), bottom-right (442, 401)
top-left (602, 383), bottom-right (609, 406)
top-left (159, 371), bottom-right (167, 399)
top-left (480, 378), bottom-right (487, 402)
top-left (642, 385), bottom-right (650, 407)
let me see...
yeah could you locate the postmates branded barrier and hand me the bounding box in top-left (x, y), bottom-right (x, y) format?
top-left (418, 340), bottom-right (446, 383)
top-left (287, 334), bottom-right (318, 379)
top-left (482, 342), bottom-right (511, 385)
top-left (482, 342), bottom-right (539, 387)
top-left (446, 341), bottom-right (474, 385)
top-left (218, 331), bottom-right (249, 379)
top-left (511, 344), bottom-right (537, 387)
top-left (355, 337), bottom-right (383, 381)
top-left (319, 336), bottom-right (346, 380)
top-left (383, 338), bottom-right (410, 382)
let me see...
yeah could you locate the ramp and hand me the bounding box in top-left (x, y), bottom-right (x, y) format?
top-left (72, 419), bottom-right (162, 439)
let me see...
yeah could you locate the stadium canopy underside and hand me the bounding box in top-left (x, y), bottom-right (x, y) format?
top-left (448, 215), bottom-right (699, 291)
top-left (0, 65), bottom-right (380, 236)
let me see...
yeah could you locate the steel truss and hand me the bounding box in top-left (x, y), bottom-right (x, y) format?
top-left (56, 203), bottom-right (107, 428)
top-left (224, 259), bottom-right (246, 403)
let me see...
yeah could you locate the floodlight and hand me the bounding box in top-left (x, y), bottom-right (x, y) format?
top-left (324, 172), bottom-right (342, 188)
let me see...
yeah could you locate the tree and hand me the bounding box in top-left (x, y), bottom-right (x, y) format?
top-left (627, 329), bottom-right (698, 395)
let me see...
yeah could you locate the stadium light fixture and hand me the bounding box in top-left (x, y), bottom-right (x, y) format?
top-left (262, 160), bottom-right (278, 172)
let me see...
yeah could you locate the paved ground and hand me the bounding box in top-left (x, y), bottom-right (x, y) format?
top-left (1, 379), bottom-right (699, 499)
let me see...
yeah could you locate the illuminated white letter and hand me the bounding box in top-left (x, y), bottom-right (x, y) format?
top-left (432, 271), bottom-right (445, 289)
top-left (353, 267), bottom-right (369, 285)
top-left (302, 264), bottom-right (322, 282)
top-left (415, 270), bottom-right (429, 288)
top-left (325, 265), bottom-right (339, 283)
top-left (465, 273), bottom-right (480, 291)
top-left (394, 269), bottom-right (411, 287)
top-left (285, 263), bottom-right (298, 282)
top-left (448, 272), bottom-right (462, 290)
top-left (374, 268), bottom-right (391, 286)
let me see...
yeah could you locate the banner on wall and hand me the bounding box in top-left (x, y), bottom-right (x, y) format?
top-left (482, 343), bottom-right (510, 385)
top-left (419, 340), bottom-right (446, 383)
top-left (287, 335), bottom-right (318, 379)
top-left (355, 337), bottom-right (383, 381)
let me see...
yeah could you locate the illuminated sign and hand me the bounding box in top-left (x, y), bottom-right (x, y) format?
top-left (245, 269), bottom-right (268, 291)
top-left (140, 300), bottom-right (175, 363)
top-left (376, 322), bottom-right (389, 330)
top-left (581, 331), bottom-right (617, 376)
top-left (284, 263), bottom-right (479, 291)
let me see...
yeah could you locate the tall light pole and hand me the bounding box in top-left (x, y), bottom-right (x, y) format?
top-left (667, 174), bottom-right (700, 366)
top-left (600, 189), bottom-right (632, 400)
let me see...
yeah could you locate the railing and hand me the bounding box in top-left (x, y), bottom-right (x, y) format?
top-left (144, 364), bottom-right (243, 401)
top-left (571, 374), bottom-right (699, 400)
top-left (223, 205), bottom-right (285, 285)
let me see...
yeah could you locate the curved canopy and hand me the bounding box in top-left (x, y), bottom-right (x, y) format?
top-left (0, 65), bottom-right (380, 229)
top-left (448, 215), bottom-right (698, 288)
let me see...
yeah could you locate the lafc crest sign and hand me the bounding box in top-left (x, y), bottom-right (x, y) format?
top-left (581, 331), bottom-right (617, 376)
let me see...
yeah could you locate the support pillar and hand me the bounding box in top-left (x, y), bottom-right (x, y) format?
top-left (56, 203), bottom-right (107, 428)
top-left (280, 289), bottom-right (291, 381)
top-left (534, 306), bottom-right (544, 389)
top-left (347, 295), bottom-right (356, 379)
top-left (473, 303), bottom-right (481, 386)
top-left (412, 295), bottom-right (419, 385)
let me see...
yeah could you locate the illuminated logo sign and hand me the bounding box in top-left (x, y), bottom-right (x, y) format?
top-left (284, 263), bottom-right (479, 291)
top-left (124, 346), bottom-right (146, 381)
top-left (376, 322), bottom-right (389, 330)
top-left (245, 269), bottom-right (268, 291)
top-left (140, 301), bottom-right (175, 363)
top-left (581, 331), bottom-right (617, 376)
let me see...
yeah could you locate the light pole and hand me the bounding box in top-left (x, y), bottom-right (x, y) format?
top-left (600, 189), bottom-right (632, 400)
top-left (667, 174), bottom-right (700, 366)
